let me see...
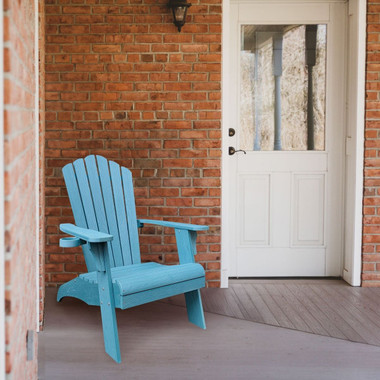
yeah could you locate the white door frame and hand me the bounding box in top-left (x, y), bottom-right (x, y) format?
top-left (342, 0), bottom-right (366, 286)
top-left (221, 0), bottom-right (366, 287)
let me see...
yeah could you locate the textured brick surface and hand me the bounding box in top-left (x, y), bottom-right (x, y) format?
top-left (39, 0), bottom-right (46, 328)
top-left (363, 0), bottom-right (380, 286)
top-left (4, 0), bottom-right (40, 377)
top-left (44, 0), bottom-right (222, 287)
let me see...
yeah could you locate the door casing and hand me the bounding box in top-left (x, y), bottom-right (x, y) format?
top-left (221, 0), bottom-right (366, 287)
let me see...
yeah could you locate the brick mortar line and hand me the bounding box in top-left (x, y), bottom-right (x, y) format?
top-left (4, 174), bottom-right (36, 220)
top-left (3, 72), bottom-right (36, 100)
top-left (3, 119), bottom-right (35, 142)
top-left (4, 18), bottom-right (36, 79)
top-left (3, 143), bottom-right (35, 178)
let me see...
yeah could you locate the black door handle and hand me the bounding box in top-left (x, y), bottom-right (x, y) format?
top-left (229, 146), bottom-right (247, 155)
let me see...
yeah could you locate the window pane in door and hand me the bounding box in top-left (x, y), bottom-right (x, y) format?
top-left (240, 24), bottom-right (327, 151)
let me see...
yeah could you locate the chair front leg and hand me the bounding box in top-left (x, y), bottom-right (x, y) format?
top-left (90, 242), bottom-right (121, 363)
top-left (175, 229), bottom-right (207, 329)
top-left (175, 229), bottom-right (197, 264)
top-left (185, 289), bottom-right (206, 329)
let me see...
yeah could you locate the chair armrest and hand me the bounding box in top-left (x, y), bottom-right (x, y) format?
top-left (137, 219), bottom-right (209, 232)
top-left (60, 223), bottom-right (113, 243)
top-left (60, 224), bottom-right (113, 272)
top-left (138, 219), bottom-right (208, 264)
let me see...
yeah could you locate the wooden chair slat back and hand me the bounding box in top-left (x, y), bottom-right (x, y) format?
top-left (63, 155), bottom-right (141, 271)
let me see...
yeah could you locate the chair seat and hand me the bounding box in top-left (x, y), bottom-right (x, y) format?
top-left (79, 262), bottom-right (205, 296)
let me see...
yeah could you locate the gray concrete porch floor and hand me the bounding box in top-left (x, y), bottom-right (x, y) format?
top-left (39, 287), bottom-right (380, 380)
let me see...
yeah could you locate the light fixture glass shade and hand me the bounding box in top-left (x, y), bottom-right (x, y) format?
top-left (174, 6), bottom-right (186, 22)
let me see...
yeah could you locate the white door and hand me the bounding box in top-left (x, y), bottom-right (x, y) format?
top-left (226, 1), bottom-right (346, 277)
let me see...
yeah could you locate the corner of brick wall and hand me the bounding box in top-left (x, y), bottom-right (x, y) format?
top-left (45, 0), bottom-right (222, 287)
top-left (39, 0), bottom-right (46, 328)
top-left (363, 0), bottom-right (380, 287)
top-left (4, 0), bottom-right (39, 377)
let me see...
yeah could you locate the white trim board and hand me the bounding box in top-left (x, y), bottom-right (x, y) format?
top-left (35, 0), bottom-right (40, 332)
top-left (342, 0), bottom-right (366, 286)
top-left (221, 0), bottom-right (365, 287)
top-left (0, 0), bottom-right (5, 375)
top-left (221, 0), bottom-right (231, 287)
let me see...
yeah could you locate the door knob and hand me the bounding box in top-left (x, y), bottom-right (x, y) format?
top-left (229, 128), bottom-right (236, 137)
top-left (229, 146), bottom-right (247, 155)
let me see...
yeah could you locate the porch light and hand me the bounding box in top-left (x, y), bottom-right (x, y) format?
top-left (168, 0), bottom-right (191, 32)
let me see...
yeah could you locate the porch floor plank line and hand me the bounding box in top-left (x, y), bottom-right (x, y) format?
top-left (345, 288), bottom-right (380, 317)
top-left (289, 283), bottom-right (350, 340)
top-left (283, 284), bottom-right (332, 337)
top-left (242, 283), bottom-right (279, 325)
top-left (300, 284), bottom-right (367, 343)
top-left (309, 285), bottom-right (374, 344)
top-left (266, 283), bottom-right (312, 333)
top-left (289, 283), bottom-right (348, 340)
top-left (216, 288), bottom-right (248, 320)
top-left (368, 287), bottom-right (380, 298)
top-left (335, 286), bottom-right (380, 330)
top-left (241, 284), bottom-right (296, 329)
top-left (355, 287), bottom-right (380, 317)
top-left (318, 284), bottom-right (380, 344)
top-left (205, 288), bottom-right (246, 319)
top-left (275, 283), bottom-right (320, 333)
top-left (229, 284), bottom-right (265, 323)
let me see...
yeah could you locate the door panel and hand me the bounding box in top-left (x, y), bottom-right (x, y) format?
top-left (227, 1), bottom-right (346, 277)
top-left (239, 175), bottom-right (270, 246)
top-left (292, 174), bottom-right (325, 246)
top-left (235, 247), bottom-right (326, 277)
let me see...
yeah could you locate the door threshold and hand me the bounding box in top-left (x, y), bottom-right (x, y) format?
top-left (228, 276), bottom-right (343, 284)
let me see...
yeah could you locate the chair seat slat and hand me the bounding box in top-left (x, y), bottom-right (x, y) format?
top-left (80, 262), bottom-right (205, 296)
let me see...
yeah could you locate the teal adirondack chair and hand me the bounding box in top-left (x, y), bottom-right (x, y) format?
top-left (57, 155), bottom-right (208, 363)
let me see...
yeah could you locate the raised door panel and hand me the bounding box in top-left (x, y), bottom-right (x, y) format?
top-left (292, 174), bottom-right (325, 246)
top-left (238, 174), bottom-right (270, 246)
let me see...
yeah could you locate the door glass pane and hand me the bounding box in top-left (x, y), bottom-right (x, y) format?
top-left (240, 24), bottom-right (327, 151)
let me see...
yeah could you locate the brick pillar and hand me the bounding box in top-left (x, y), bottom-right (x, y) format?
top-left (39, 0), bottom-right (46, 327)
top-left (4, 0), bottom-right (40, 377)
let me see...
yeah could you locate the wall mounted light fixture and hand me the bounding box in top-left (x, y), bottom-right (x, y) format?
top-left (168, 0), bottom-right (192, 32)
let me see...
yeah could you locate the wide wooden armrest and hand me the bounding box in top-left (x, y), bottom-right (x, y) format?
top-left (60, 223), bottom-right (113, 243)
top-left (137, 219), bottom-right (209, 232)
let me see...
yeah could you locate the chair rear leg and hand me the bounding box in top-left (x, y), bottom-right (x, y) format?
top-left (185, 289), bottom-right (206, 329)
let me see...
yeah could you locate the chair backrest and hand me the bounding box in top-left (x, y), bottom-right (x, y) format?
top-left (62, 155), bottom-right (141, 272)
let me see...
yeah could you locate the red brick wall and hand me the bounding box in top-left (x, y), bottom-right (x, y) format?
top-left (44, 0), bottom-right (222, 287)
top-left (363, 0), bottom-right (380, 286)
top-left (4, 0), bottom-right (39, 377)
